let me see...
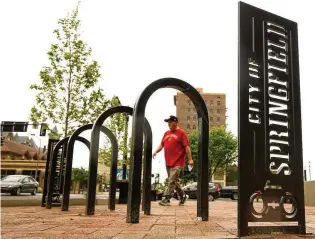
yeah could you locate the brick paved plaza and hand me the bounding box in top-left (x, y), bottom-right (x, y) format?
top-left (1, 200), bottom-right (315, 239)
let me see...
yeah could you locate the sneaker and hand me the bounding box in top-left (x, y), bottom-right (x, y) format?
top-left (179, 194), bottom-right (188, 206)
top-left (159, 198), bottom-right (170, 206)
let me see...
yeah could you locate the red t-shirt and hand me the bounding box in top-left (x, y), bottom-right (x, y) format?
top-left (161, 127), bottom-right (189, 167)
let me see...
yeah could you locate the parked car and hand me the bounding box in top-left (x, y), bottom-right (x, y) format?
top-left (219, 186), bottom-right (238, 200)
top-left (1, 175), bottom-right (39, 196)
top-left (173, 182), bottom-right (218, 201)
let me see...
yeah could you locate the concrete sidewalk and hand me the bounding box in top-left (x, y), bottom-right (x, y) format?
top-left (1, 200), bottom-right (315, 239)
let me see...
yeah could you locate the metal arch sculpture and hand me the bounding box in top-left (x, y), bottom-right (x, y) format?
top-left (141, 116), bottom-right (152, 215)
top-left (62, 124), bottom-right (118, 212)
top-left (46, 136), bottom-right (89, 209)
top-left (87, 106), bottom-right (153, 216)
top-left (127, 77), bottom-right (209, 223)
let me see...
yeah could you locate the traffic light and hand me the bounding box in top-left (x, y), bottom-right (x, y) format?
top-left (40, 123), bottom-right (48, 136)
top-left (1, 137), bottom-right (4, 146)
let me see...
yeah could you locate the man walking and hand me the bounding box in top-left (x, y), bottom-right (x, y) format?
top-left (153, 115), bottom-right (194, 206)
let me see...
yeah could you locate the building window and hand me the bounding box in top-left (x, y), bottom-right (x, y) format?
top-left (210, 100), bottom-right (213, 105)
top-left (187, 124), bottom-right (190, 129)
top-left (217, 109), bottom-right (221, 114)
top-left (217, 101), bottom-right (221, 106)
top-left (193, 116), bottom-right (196, 121)
top-left (217, 96), bottom-right (221, 100)
top-left (187, 116), bottom-right (190, 121)
top-left (193, 108), bottom-right (196, 112)
top-left (210, 117), bottom-right (213, 122)
top-left (1, 170), bottom-right (17, 177)
top-left (193, 125), bottom-right (196, 130)
top-left (210, 109), bottom-right (213, 114)
top-left (187, 99), bottom-right (191, 105)
top-left (187, 108), bottom-right (191, 112)
top-left (217, 117), bottom-right (221, 122)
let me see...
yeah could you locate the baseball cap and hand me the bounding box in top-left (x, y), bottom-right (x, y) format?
top-left (164, 115), bottom-right (178, 122)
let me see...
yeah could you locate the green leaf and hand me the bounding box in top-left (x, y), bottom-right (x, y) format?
top-left (185, 126), bottom-right (238, 182)
top-left (29, 2), bottom-right (110, 138)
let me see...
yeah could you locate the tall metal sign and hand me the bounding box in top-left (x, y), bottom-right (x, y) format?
top-left (41, 139), bottom-right (59, 207)
top-left (238, 2), bottom-right (305, 236)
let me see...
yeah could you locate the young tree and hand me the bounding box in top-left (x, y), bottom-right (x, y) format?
top-left (29, 3), bottom-right (110, 138)
top-left (72, 167), bottom-right (101, 193)
top-left (186, 126), bottom-right (238, 181)
top-left (72, 167), bottom-right (88, 193)
top-left (98, 96), bottom-right (131, 168)
top-left (226, 164), bottom-right (238, 186)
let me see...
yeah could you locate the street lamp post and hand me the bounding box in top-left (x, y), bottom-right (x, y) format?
top-left (31, 134), bottom-right (41, 182)
top-left (309, 161), bottom-right (312, 181)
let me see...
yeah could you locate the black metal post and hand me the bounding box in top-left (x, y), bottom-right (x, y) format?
top-left (127, 78), bottom-right (209, 223)
top-left (106, 128), bottom-right (119, 211)
top-left (46, 137), bottom-right (69, 209)
top-left (59, 140), bottom-right (68, 195)
top-left (86, 106), bottom-right (152, 216)
top-left (61, 136), bottom-right (90, 210)
top-left (122, 115), bottom-right (129, 180)
top-left (142, 119), bottom-right (152, 215)
top-left (41, 139), bottom-right (59, 207)
top-left (304, 170), bottom-right (307, 182)
top-left (61, 124), bottom-right (118, 212)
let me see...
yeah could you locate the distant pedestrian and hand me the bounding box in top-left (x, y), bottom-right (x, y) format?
top-left (153, 115), bottom-right (194, 206)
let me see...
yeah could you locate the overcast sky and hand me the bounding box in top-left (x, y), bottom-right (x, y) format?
top-left (0, 0), bottom-right (314, 181)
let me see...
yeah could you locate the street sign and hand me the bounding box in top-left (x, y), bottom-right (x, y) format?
top-left (1, 121), bottom-right (28, 132)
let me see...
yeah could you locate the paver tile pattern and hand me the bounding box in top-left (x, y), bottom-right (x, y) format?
top-left (1, 200), bottom-right (314, 238)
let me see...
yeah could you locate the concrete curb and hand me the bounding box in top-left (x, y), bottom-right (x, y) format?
top-left (1, 198), bottom-right (118, 207)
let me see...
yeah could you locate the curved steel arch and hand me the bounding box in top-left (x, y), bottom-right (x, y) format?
top-left (87, 106), bottom-right (153, 216)
top-left (127, 77), bottom-right (209, 223)
top-left (62, 124), bottom-right (118, 212)
top-left (141, 117), bottom-right (152, 215)
top-left (46, 136), bottom-right (89, 209)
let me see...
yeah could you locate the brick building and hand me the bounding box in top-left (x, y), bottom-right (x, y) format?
top-left (174, 88), bottom-right (227, 186)
top-left (174, 88), bottom-right (226, 132)
top-left (1, 136), bottom-right (46, 187)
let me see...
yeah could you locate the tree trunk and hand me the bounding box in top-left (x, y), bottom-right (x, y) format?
top-left (64, 74), bottom-right (72, 137)
top-left (64, 38), bottom-right (72, 137)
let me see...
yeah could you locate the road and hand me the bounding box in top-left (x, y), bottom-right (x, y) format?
top-left (0, 192), bottom-right (115, 201)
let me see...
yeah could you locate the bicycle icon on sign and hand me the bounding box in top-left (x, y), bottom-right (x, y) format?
top-left (249, 180), bottom-right (298, 219)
